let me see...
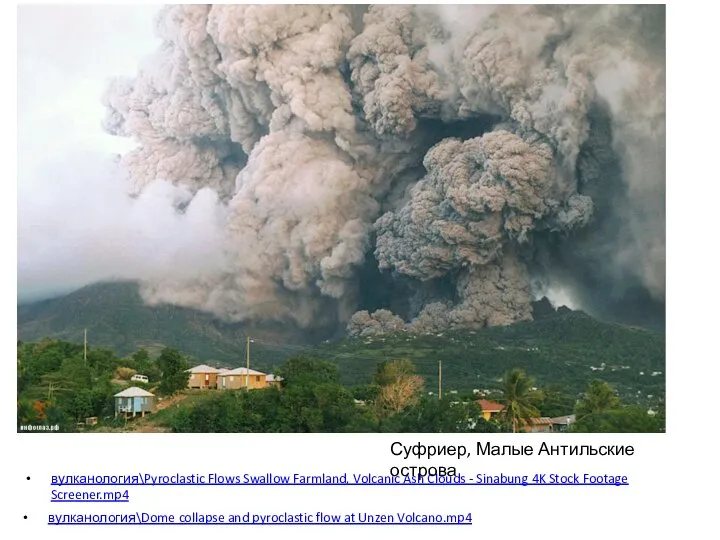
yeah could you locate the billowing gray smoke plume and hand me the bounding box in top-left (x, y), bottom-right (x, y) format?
top-left (103, 4), bottom-right (665, 336)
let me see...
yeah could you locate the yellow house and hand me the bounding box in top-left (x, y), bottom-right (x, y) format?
top-left (477, 399), bottom-right (505, 421)
top-left (187, 365), bottom-right (221, 390)
top-left (218, 368), bottom-right (268, 390)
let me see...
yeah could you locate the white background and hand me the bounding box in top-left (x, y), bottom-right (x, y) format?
top-left (5, 1), bottom-right (720, 539)
top-left (8, 434), bottom-right (682, 539)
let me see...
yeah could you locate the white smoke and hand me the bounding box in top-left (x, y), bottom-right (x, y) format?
top-left (18, 151), bottom-right (228, 299)
top-left (17, 4), bottom-right (212, 301)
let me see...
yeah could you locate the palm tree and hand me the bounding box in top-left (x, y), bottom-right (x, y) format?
top-left (499, 369), bottom-right (540, 433)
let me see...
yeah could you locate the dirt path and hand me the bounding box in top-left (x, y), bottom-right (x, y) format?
top-left (154, 392), bottom-right (189, 412)
top-left (131, 424), bottom-right (173, 433)
top-left (126, 392), bottom-right (190, 432)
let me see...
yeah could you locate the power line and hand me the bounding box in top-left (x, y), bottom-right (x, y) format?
top-left (245, 336), bottom-right (253, 389)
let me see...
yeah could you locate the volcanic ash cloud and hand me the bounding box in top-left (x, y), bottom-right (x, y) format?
top-left (102, 4), bottom-right (665, 334)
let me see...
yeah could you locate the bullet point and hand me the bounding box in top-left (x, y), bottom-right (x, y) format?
top-left (24, 516), bottom-right (27, 520)
top-left (26, 476), bottom-right (30, 480)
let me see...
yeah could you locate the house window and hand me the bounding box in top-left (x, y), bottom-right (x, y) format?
top-left (256, 376), bottom-right (261, 382)
top-left (205, 374), bottom-right (210, 381)
top-left (230, 376), bottom-right (234, 382)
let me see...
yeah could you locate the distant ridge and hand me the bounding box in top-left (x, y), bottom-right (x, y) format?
top-left (17, 281), bottom-right (310, 368)
top-left (17, 281), bottom-right (664, 406)
top-left (309, 309), bottom-right (665, 405)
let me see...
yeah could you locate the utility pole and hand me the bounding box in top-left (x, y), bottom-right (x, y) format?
top-left (84, 329), bottom-right (87, 367)
top-left (245, 336), bottom-right (250, 390)
top-left (438, 360), bottom-right (442, 400)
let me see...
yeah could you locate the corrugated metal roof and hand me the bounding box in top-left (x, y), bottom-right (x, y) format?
top-left (220, 367), bottom-right (266, 376)
top-left (114, 387), bottom-right (155, 398)
top-left (526, 417), bottom-right (554, 425)
top-left (186, 364), bottom-right (221, 373)
top-left (549, 415), bottom-right (576, 424)
top-left (266, 374), bottom-right (284, 382)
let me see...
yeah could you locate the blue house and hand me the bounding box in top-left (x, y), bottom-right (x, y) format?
top-left (114, 387), bottom-right (155, 418)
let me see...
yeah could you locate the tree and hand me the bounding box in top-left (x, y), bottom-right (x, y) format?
top-left (133, 349), bottom-right (150, 364)
top-left (166, 379), bottom-right (360, 433)
top-left (17, 399), bottom-right (40, 425)
top-left (373, 360), bottom-right (424, 416)
top-left (372, 359), bottom-right (416, 387)
top-left (18, 340), bottom-right (82, 387)
top-left (276, 356), bottom-right (340, 386)
top-left (376, 375), bottom-right (424, 414)
top-left (351, 384), bottom-right (381, 402)
top-left (382, 398), bottom-right (501, 433)
top-left (274, 357), bottom-right (358, 432)
top-left (157, 348), bottom-right (189, 395)
top-left (537, 383), bottom-right (576, 418)
top-left (498, 369), bottom-right (540, 433)
top-left (86, 348), bottom-right (116, 373)
top-left (281, 382), bottom-right (358, 432)
top-left (129, 348), bottom-right (161, 381)
top-left (17, 399), bottom-right (71, 432)
top-left (90, 376), bottom-right (117, 418)
top-left (575, 380), bottom-right (621, 419)
top-left (69, 390), bottom-right (94, 421)
top-left (571, 406), bottom-right (664, 433)
top-left (115, 367), bottom-right (136, 380)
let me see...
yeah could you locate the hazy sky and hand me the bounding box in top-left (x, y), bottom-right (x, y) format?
top-left (18, 5), bottom-right (163, 301)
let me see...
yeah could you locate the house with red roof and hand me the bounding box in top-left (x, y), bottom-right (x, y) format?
top-left (477, 399), bottom-right (505, 421)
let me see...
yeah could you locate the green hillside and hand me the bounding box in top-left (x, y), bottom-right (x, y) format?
top-left (17, 282), bottom-right (665, 409)
top-left (309, 311), bottom-right (665, 406)
top-left (17, 281), bottom-right (308, 369)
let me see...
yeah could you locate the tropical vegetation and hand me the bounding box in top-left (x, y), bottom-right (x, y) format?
top-left (17, 338), bottom-right (664, 433)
